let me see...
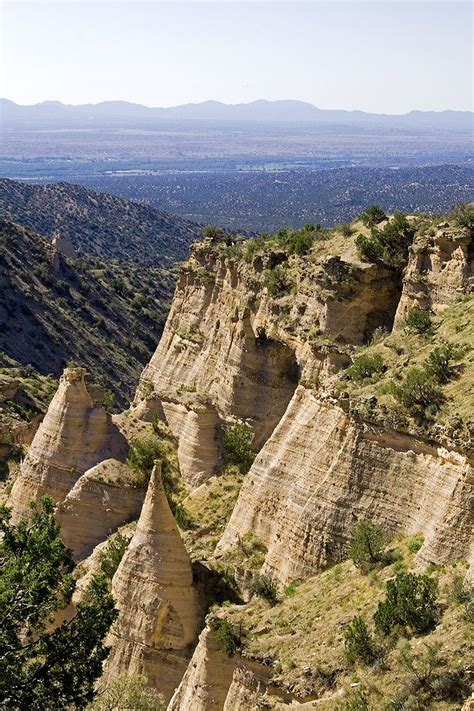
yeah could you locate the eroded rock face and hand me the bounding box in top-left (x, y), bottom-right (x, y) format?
top-left (56, 459), bottom-right (145, 562)
top-left (103, 462), bottom-right (199, 702)
top-left (9, 367), bottom-right (127, 521)
top-left (137, 246), bottom-right (400, 485)
top-left (216, 387), bottom-right (473, 584)
top-left (167, 623), bottom-right (236, 711)
top-left (394, 225), bottom-right (473, 327)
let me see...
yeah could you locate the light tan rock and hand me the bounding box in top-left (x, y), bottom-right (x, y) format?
top-left (216, 387), bottom-right (473, 584)
top-left (161, 400), bottom-right (222, 487)
top-left (51, 230), bottom-right (77, 259)
top-left (56, 459), bottom-right (145, 562)
top-left (136, 246), bottom-right (399, 485)
top-left (9, 367), bottom-right (127, 521)
top-left (394, 226), bottom-right (473, 327)
top-left (103, 462), bottom-right (199, 702)
top-left (167, 622), bottom-right (236, 711)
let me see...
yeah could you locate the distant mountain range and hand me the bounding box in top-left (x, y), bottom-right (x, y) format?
top-left (1, 98), bottom-right (472, 131)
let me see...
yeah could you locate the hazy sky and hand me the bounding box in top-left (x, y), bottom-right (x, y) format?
top-left (1, 1), bottom-right (472, 113)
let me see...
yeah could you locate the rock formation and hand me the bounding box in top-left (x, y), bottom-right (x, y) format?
top-left (216, 387), bottom-right (473, 584)
top-left (56, 459), bottom-right (145, 562)
top-left (394, 223), bottom-right (473, 327)
top-left (167, 621), bottom-right (236, 711)
top-left (9, 366), bottom-right (127, 521)
top-left (51, 229), bottom-right (77, 259)
top-left (136, 242), bottom-right (400, 485)
top-left (102, 462), bottom-right (199, 702)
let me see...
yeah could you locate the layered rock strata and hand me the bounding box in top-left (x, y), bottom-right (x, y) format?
top-left (56, 459), bottom-right (145, 562)
top-left (9, 367), bottom-right (127, 520)
top-left (216, 387), bottom-right (473, 584)
top-left (103, 462), bottom-right (199, 702)
top-left (167, 622), bottom-right (236, 711)
top-left (137, 244), bottom-right (400, 485)
top-left (394, 224), bottom-right (473, 327)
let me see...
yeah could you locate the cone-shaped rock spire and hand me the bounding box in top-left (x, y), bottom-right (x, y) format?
top-left (102, 461), bottom-right (199, 702)
top-left (9, 367), bottom-right (126, 521)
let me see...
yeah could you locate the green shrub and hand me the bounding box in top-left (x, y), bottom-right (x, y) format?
top-left (346, 353), bottom-right (385, 382)
top-left (214, 619), bottom-right (243, 657)
top-left (388, 367), bottom-right (444, 419)
top-left (349, 519), bottom-right (388, 571)
top-left (88, 673), bottom-right (165, 710)
top-left (99, 532), bottom-right (129, 581)
top-left (424, 344), bottom-right (458, 383)
top-left (203, 225), bottom-right (225, 242)
top-left (223, 421), bottom-right (256, 474)
top-left (406, 535), bottom-right (424, 553)
top-left (374, 573), bottom-right (439, 635)
top-left (449, 202), bottom-right (474, 228)
top-left (404, 307), bottom-right (432, 334)
top-left (361, 205), bottom-right (387, 227)
top-left (356, 212), bottom-right (413, 269)
top-left (249, 572), bottom-right (279, 605)
top-left (447, 574), bottom-right (472, 605)
top-left (344, 616), bottom-right (378, 665)
top-left (127, 437), bottom-right (163, 485)
top-left (264, 265), bottom-right (290, 297)
top-left (279, 229), bottom-right (314, 255)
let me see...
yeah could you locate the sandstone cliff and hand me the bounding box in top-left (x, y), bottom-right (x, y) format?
top-left (394, 221), bottom-right (473, 326)
top-left (137, 235), bottom-right (400, 486)
top-left (102, 462), bottom-right (199, 702)
top-left (216, 386), bottom-right (473, 584)
top-left (9, 367), bottom-right (127, 521)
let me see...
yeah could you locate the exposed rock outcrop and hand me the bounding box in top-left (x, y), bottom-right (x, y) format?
top-left (56, 459), bottom-right (145, 562)
top-left (103, 462), bottom-right (199, 702)
top-left (394, 224), bottom-right (473, 327)
top-left (51, 229), bottom-right (77, 259)
top-left (216, 387), bottom-right (473, 584)
top-left (167, 622), bottom-right (236, 711)
top-left (137, 244), bottom-right (400, 485)
top-left (9, 367), bottom-right (127, 521)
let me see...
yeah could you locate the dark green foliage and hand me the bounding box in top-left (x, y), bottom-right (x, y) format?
top-left (127, 437), bottom-right (163, 485)
top-left (223, 421), bottom-right (256, 474)
top-left (404, 307), bottom-right (432, 334)
top-left (0, 497), bottom-right (117, 709)
top-left (449, 201), bottom-right (474, 228)
top-left (203, 224), bottom-right (225, 242)
top-left (349, 519), bottom-right (388, 571)
top-left (346, 353), bottom-right (385, 382)
top-left (388, 367), bottom-right (444, 419)
top-left (344, 616), bottom-right (378, 665)
top-left (361, 204), bottom-right (387, 227)
top-left (264, 265), bottom-right (290, 296)
top-left (374, 573), bottom-right (439, 636)
top-left (99, 531), bottom-right (129, 581)
top-left (356, 212), bottom-right (413, 269)
top-left (214, 619), bottom-right (243, 657)
top-left (424, 344), bottom-right (458, 383)
top-left (249, 573), bottom-right (279, 605)
top-left (101, 388), bottom-right (115, 412)
top-left (278, 228), bottom-right (314, 255)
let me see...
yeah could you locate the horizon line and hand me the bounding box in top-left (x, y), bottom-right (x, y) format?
top-left (2, 97), bottom-right (472, 117)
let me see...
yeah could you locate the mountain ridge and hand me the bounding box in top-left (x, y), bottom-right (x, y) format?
top-left (2, 97), bottom-right (472, 129)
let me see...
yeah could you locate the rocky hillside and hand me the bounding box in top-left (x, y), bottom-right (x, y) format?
top-left (5, 204), bottom-right (473, 709)
top-left (0, 178), bottom-right (202, 265)
top-left (0, 217), bottom-right (174, 406)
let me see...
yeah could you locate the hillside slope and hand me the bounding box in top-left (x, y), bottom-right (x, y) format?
top-left (0, 217), bottom-right (174, 405)
top-left (0, 179), bottom-right (202, 264)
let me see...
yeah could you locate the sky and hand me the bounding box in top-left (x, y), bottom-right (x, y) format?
top-left (1, 1), bottom-right (472, 114)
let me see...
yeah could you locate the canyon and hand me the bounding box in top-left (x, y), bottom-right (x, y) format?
top-left (5, 208), bottom-right (473, 708)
